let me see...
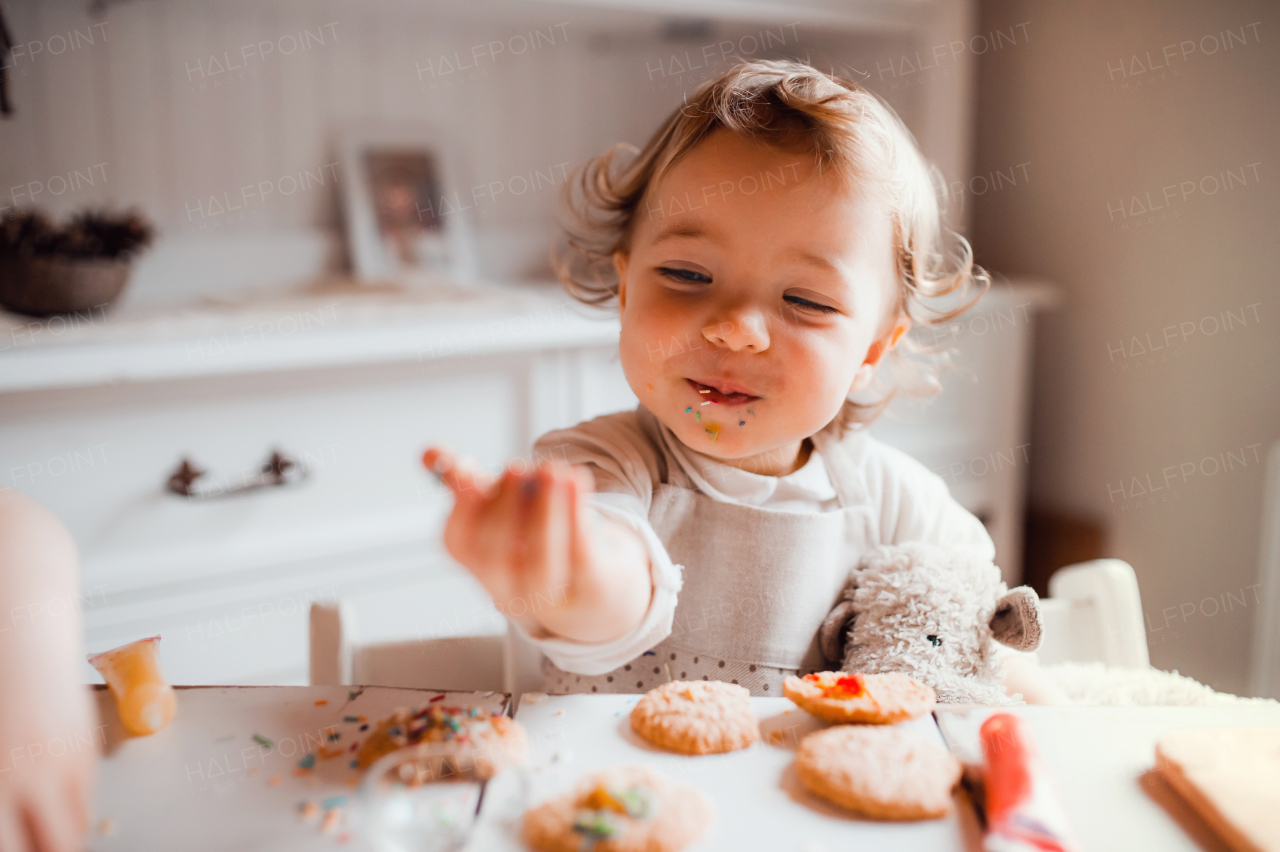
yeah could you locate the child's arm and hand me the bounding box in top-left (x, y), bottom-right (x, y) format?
top-left (422, 447), bottom-right (653, 644)
top-left (0, 490), bottom-right (97, 852)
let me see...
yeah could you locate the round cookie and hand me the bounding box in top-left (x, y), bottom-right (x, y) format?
top-left (522, 765), bottom-right (712, 852)
top-left (783, 671), bottom-right (935, 724)
top-left (795, 725), bottom-right (962, 820)
top-left (357, 703), bottom-right (526, 780)
top-left (630, 680), bottom-right (759, 755)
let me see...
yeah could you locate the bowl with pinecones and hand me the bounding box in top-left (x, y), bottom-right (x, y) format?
top-left (0, 209), bottom-right (153, 317)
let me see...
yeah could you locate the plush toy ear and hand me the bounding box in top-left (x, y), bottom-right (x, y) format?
top-left (990, 586), bottom-right (1043, 651)
top-left (818, 598), bottom-right (858, 666)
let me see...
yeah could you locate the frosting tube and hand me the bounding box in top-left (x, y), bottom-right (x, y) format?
top-left (88, 636), bottom-right (177, 736)
top-left (980, 712), bottom-right (1080, 852)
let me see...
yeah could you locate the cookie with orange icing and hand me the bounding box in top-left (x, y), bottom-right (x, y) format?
top-left (782, 671), bottom-right (935, 724)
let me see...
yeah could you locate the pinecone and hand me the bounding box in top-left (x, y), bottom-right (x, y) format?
top-left (0, 208), bottom-right (153, 260)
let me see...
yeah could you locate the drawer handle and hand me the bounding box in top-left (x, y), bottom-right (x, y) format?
top-left (165, 450), bottom-right (309, 499)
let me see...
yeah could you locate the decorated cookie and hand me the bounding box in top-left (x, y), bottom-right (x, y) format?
top-left (795, 725), bottom-right (962, 820)
top-left (522, 766), bottom-right (712, 852)
top-left (357, 703), bottom-right (526, 780)
top-left (630, 680), bottom-right (759, 755)
top-left (783, 671), bottom-right (936, 724)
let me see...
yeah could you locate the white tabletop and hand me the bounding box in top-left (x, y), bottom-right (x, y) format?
top-left (89, 687), bottom-right (1280, 851)
top-left (935, 703), bottom-right (1280, 852)
top-left (468, 694), bottom-right (983, 852)
top-left (88, 685), bottom-right (509, 852)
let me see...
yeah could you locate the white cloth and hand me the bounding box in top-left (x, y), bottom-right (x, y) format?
top-left (521, 408), bottom-right (995, 674)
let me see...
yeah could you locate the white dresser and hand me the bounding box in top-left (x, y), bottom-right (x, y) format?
top-left (0, 278), bottom-right (1053, 686)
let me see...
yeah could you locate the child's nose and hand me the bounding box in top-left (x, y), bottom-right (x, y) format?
top-left (701, 304), bottom-right (770, 352)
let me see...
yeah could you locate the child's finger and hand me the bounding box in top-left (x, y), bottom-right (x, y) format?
top-left (565, 467), bottom-right (599, 600)
top-left (423, 446), bottom-right (495, 503)
top-left (517, 466), bottom-right (571, 605)
top-left (447, 467), bottom-right (525, 601)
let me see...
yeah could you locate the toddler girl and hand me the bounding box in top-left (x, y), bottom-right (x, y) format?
top-left (425, 59), bottom-right (1060, 702)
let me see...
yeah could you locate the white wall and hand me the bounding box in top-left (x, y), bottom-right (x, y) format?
top-left (972, 0), bottom-right (1279, 694)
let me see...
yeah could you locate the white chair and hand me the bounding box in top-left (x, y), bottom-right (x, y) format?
top-left (310, 558), bottom-right (1152, 698)
top-left (309, 601), bottom-right (505, 691)
top-left (1036, 558), bottom-right (1149, 668)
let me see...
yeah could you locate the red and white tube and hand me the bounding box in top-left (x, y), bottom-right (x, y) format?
top-left (980, 712), bottom-right (1080, 852)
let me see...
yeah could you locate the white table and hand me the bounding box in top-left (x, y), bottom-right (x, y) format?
top-left (91, 687), bottom-right (1280, 851)
top-left (88, 685), bottom-right (508, 852)
top-left (469, 694), bottom-right (984, 852)
top-left (935, 704), bottom-right (1280, 852)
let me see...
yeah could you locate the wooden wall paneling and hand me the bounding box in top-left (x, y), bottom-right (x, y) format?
top-left (270, 3), bottom-right (321, 231)
top-left (0, 0), bottom-right (42, 208)
top-left (33, 1), bottom-right (100, 215)
top-left (215, 5), bottom-right (277, 234)
top-left (164, 0), bottom-right (226, 233)
top-left (3, 1), bottom-right (99, 218)
top-left (312, 0), bottom-right (346, 232)
top-left (103, 3), bottom-right (167, 218)
top-left (325, 1), bottom-right (370, 127)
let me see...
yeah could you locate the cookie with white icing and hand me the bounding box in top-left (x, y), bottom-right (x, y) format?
top-left (783, 671), bottom-right (935, 724)
top-left (795, 725), bottom-right (961, 820)
top-left (630, 680), bottom-right (759, 755)
top-left (522, 766), bottom-right (712, 852)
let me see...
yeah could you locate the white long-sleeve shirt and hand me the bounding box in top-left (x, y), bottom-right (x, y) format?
top-left (520, 408), bottom-right (997, 674)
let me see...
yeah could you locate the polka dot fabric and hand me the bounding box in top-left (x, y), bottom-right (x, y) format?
top-left (542, 648), bottom-right (797, 695)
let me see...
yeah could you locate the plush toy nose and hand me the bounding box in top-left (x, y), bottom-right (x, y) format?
top-left (926, 635), bottom-right (943, 647)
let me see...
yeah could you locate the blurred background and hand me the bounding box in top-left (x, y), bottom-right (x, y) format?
top-left (0, 0), bottom-right (1275, 698)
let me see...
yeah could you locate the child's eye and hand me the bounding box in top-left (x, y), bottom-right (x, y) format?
top-left (783, 294), bottom-right (838, 314)
top-left (656, 266), bottom-right (712, 284)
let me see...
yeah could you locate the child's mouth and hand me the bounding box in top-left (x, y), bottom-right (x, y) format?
top-left (685, 378), bottom-right (759, 406)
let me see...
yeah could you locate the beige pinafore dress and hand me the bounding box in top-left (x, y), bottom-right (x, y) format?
top-left (541, 409), bottom-right (880, 695)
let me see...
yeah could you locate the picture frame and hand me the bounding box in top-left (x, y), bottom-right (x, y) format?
top-left (337, 122), bottom-right (478, 285)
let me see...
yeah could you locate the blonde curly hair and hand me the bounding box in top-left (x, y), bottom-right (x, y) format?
top-left (552, 59), bottom-right (988, 435)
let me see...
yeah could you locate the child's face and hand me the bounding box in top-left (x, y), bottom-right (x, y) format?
top-left (613, 130), bottom-right (907, 473)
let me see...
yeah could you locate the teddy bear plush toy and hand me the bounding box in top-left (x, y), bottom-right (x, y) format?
top-left (817, 542), bottom-right (1044, 705)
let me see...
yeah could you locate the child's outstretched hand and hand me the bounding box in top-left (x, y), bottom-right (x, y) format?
top-left (422, 446), bottom-right (652, 644)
